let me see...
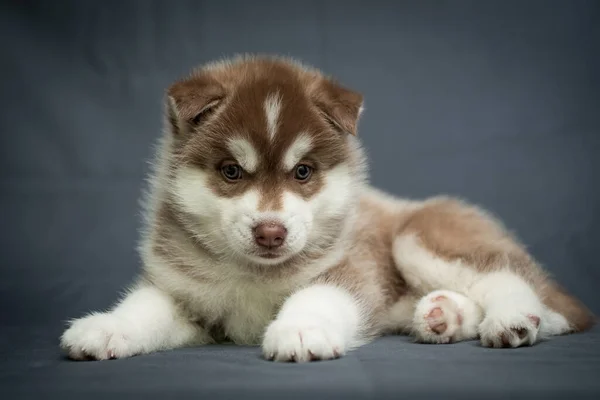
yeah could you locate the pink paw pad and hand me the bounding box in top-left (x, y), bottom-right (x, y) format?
top-left (426, 307), bottom-right (448, 334)
top-left (527, 314), bottom-right (541, 328)
top-left (427, 307), bottom-right (443, 319)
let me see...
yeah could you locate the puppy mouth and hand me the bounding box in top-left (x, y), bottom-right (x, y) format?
top-left (257, 251), bottom-right (284, 259)
top-left (247, 247), bottom-right (296, 265)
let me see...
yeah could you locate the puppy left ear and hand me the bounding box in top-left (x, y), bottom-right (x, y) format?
top-left (310, 78), bottom-right (364, 136)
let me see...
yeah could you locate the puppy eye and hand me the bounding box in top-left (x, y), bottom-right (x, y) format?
top-left (293, 164), bottom-right (312, 182)
top-left (221, 163), bottom-right (243, 181)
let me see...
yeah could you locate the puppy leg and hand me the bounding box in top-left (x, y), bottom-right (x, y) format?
top-left (262, 284), bottom-right (365, 363)
top-left (60, 283), bottom-right (208, 360)
top-left (394, 233), bottom-right (552, 348)
top-left (392, 197), bottom-right (581, 348)
top-left (469, 271), bottom-right (567, 348)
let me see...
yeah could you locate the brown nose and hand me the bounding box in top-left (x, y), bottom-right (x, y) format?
top-left (254, 223), bottom-right (287, 249)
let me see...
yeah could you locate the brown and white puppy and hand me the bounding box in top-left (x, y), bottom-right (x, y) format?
top-left (60, 55), bottom-right (595, 362)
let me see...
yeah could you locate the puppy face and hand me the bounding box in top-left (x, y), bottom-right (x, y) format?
top-left (166, 56), bottom-right (365, 266)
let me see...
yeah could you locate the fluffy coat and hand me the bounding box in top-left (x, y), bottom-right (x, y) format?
top-left (60, 55), bottom-right (595, 362)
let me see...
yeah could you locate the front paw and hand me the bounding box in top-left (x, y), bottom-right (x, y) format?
top-left (261, 316), bottom-right (345, 363)
top-left (60, 313), bottom-right (137, 361)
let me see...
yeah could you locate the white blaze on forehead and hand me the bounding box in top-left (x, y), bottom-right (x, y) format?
top-left (264, 92), bottom-right (282, 140)
top-left (227, 138), bottom-right (259, 173)
top-left (283, 133), bottom-right (313, 170)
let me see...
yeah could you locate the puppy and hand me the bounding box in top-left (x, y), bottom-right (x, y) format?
top-left (60, 55), bottom-right (594, 362)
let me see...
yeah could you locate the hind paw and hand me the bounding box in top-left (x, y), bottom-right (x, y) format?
top-left (412, 290), bottom-right (482, 344)
top-left (479, 312), bottom-right (541, 348)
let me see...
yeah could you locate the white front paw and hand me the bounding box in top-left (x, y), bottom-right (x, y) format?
top-left (60, 313), bottom-right (137, 361)
top-left (262, 316), bottom-right (345, 363)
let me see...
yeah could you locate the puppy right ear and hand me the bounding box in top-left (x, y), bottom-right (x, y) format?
top-left (309, 77), bottom-right (364, 136)
top-left (166, 75), bottom-right (225, 136)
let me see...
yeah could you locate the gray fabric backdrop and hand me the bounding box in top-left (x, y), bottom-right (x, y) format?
top-left (1, 1), bottom-right (599, 398)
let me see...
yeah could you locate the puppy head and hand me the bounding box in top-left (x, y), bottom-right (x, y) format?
top-left (165, 55), bottom-right (366, 266)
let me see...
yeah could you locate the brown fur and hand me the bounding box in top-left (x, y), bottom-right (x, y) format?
top-left (167, 57), bottom-right (355, 213)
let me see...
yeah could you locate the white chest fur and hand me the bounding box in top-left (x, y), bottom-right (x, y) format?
top-left (141, 233), bottom-right (343, 346)
top-left (194, 278), bottom-right (291, 345)
top-left (155, 264), bottom-right (298, 345)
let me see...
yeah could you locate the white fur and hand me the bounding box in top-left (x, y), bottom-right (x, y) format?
top-left (227, 138), bottom-right (259, 173)
top-left (307, 163), bottom-right (355, 220)
top-left (393, 234), bottom-right (480, 294)
top-left (358, 105), bottom-right (365, 117)
top-left (283, 134), bottom-right (312, 170)
top-left (264, 92), bottom-right (282, 140)
top-left (470, 271), bottom-right (546, 347)
top-left (171, 166), bottom-right (231, 220)
top-left (540, 308), bottom-right (571, 337)
top-left (262, 284), bottom-right (364, 362)
top-left (60, 285), bottom-right (207, 360)
top-left (386, 295), bottom-right (418, 333)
